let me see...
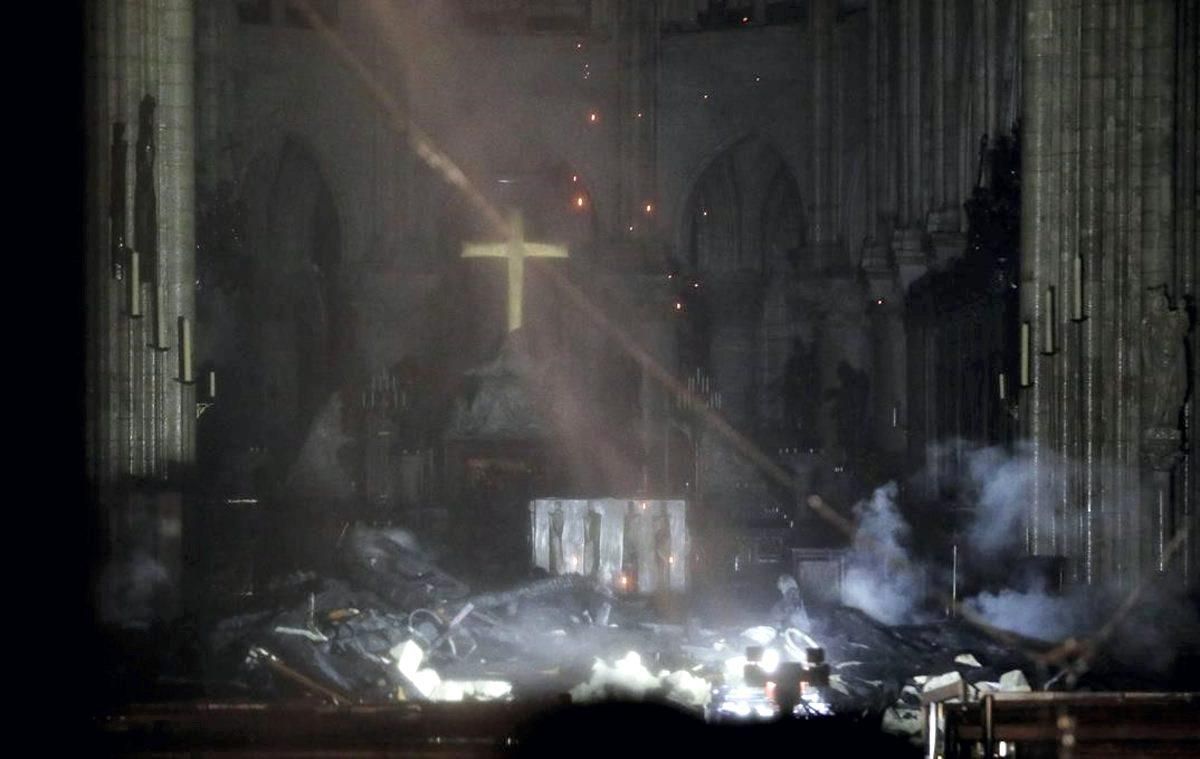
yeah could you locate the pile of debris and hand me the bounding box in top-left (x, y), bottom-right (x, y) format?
top-left (201, 524), bottom-right (1055, 738)
top-left (207, 524), bottom-right (634, 704)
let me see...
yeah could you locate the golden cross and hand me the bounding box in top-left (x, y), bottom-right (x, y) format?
top-left (462, 211), bottom-right (569, 332)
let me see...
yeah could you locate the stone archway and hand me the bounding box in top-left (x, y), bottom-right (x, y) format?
top-left (238, 137), bottom-right (349, 483)
top-left (678, 136), bottom-right (807, 435)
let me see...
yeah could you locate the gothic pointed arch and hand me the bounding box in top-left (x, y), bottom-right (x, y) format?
top-left (211, 135), bottom-right (351, 485)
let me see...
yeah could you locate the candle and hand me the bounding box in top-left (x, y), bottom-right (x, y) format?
top-left (1042, 286), bottom-right (1056, 354)
top-left (128, 251), bottom-right (142, 318)
top-left (1071, 255), bottom-right (1084, 321)
top-left (892, 405), bottom-right (899, 428)
top-left (178, 316), bottom-right (193, 383)
top-left (1019, 322), bottom-right (1032, 387)
top-left (208, 369), bottom-right (216, 399)
top-left (153, 290), bottom-right (167, 349)
top-left (998, 372), bottom-right (1007, 401)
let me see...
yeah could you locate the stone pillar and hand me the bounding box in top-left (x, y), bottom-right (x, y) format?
top-left (864, 260), bottom-right (907, 458)
top-left (865, 1), bottom-right (882, 238)
top-left (865, 0), bottom-right (897, 241)
top-left (1176, 0), bottom-right (1199, 587)
top-left (617, 0), bottom-right (659, 248)
top-left (902, 0), bottom-right (923, 228)
top-left (809, 0), bottom-right (838, 247)
top-left (86, 0), bottom-right (197, 487)
top-left (1021, 0), bottom-right (1187, 588)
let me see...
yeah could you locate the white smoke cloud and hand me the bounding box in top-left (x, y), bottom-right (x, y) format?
top-left (840, 482), bottom-right (928, 624)
top-left (97, 549), bottom-right (172, 630)
top-left (965, 581), bottom-right (1090, 642)
top-left (962, 444), bottom-right (1036, 556)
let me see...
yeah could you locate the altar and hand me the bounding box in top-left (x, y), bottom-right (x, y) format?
top-left (529, 498), bottom-right (689, 593)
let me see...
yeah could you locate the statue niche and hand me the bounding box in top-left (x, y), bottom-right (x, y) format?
top-left (1140, 288), bottom-right (1192, 471)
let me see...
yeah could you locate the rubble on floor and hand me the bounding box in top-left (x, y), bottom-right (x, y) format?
top-left (195, 524), bottom-right (1077, 736)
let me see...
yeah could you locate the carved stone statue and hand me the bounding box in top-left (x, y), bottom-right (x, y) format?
top-left (781, 337), bottom-right (819, 445)
top-left (1141, 289), bottom-right (1189, 431)
top-left (828, 360), bottom-right (870, 463)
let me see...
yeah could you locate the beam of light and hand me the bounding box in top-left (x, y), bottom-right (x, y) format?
top-left (296, 0), bottom-right (507, 237)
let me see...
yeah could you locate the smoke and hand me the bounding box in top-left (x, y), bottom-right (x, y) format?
top-left (865, 439), bottom-right (1200, 677)
top-left (837, 441), bottom-right (1198, 675)
top-left (965, 581), bottom-right (1091, 642)
top-left (97, 549), bottom-right (172, 630)
top-left (840, 482), bottom-right (928, 625)
top-left (966, 578), bottom-right (1199, 674)
top-left (961, 443), bottom-right (1036, 557)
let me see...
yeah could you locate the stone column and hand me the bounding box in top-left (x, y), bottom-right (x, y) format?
top-left (809, 0), bottom-right (838, 247)
top-left (904, 0), bottom-right (922, 228)
top-left (617, 0), bottom-right (659, 249)
top-left (1021, 0), bottom-right (1186, 588)
top-left (86, 0), bottom-right (197, 487)
top-left (865, 1), bottom-right (882, 238)
top-left (1176, 0), bottom-right (1199, 587)
top-left (866, 0), bottom-right (896, 238)
top-left (864, 259), bottom-right (907, 458)
top-left (1020, 0), bottom-right (1063, 559)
